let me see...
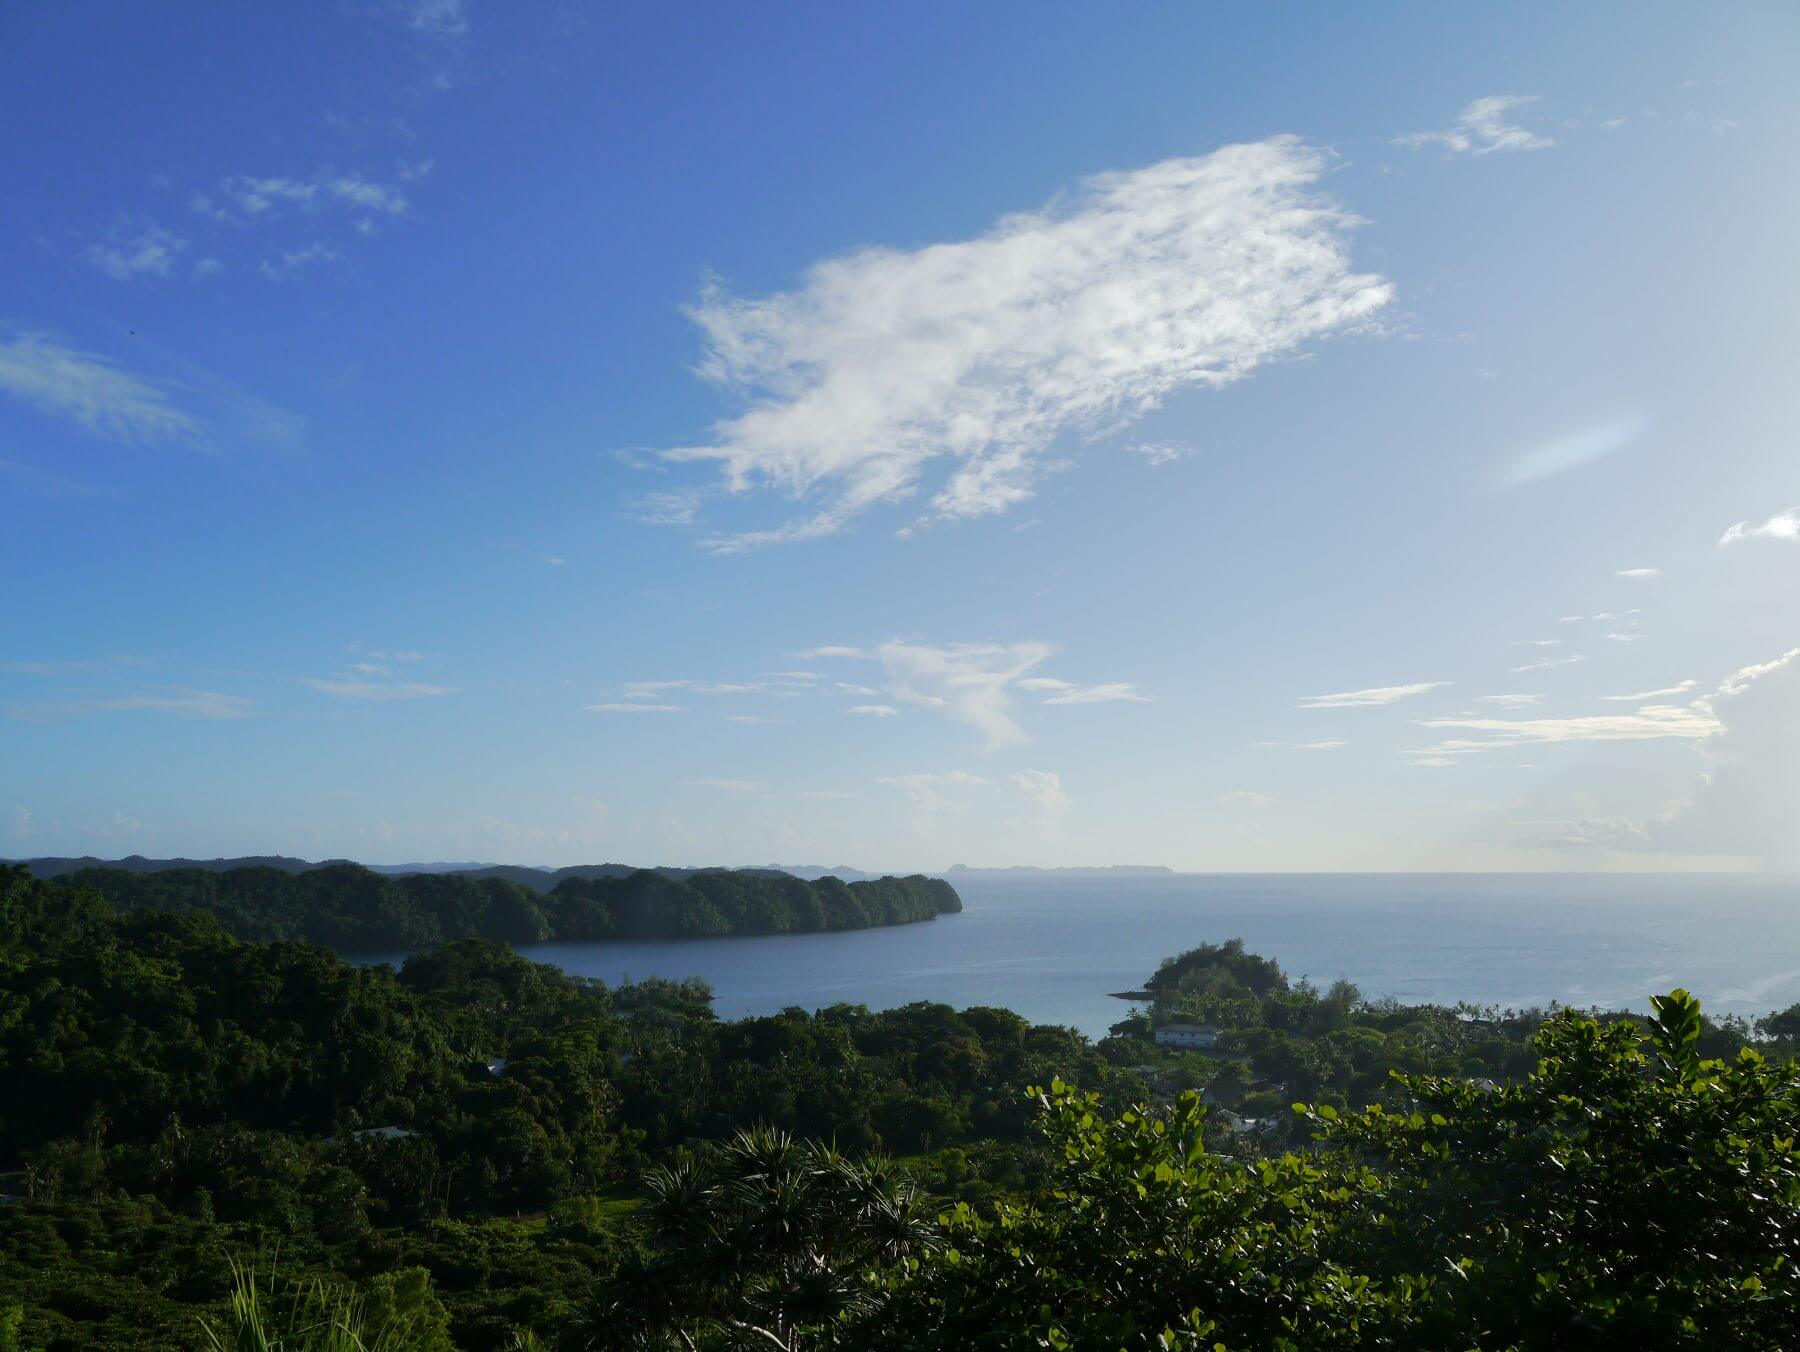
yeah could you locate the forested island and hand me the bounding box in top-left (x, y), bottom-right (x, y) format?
top-left (3, 863), bottom-right (1798, 1349)
top-left (34, 861), bottom-right (961, 949)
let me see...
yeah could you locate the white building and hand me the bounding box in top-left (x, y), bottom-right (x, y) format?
top-left (1153, 1022), bottom-right (1221, 1049)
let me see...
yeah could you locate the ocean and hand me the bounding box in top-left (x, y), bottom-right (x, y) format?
top-left (488, 872), bottom-right (1800, 1039)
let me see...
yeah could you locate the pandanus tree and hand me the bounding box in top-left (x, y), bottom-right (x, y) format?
top-left (587, 1127), bottom-right (940, 1350)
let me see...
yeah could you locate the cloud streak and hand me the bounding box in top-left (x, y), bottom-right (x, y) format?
top-left (1298, 682), bottom-right (1447, 709)
top-left (1397, 95), bottom-right (1554, 156)
top-left (0, 331), bottom-right (202, 444)
top-left (667, 137), bottom-right (1391, 550)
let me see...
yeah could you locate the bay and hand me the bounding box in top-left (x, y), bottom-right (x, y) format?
top-left (399, 873), bottom-right (1800, 1040)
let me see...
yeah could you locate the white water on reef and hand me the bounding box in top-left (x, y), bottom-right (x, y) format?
top-left (380, 873), bottom-right (1800, 1040)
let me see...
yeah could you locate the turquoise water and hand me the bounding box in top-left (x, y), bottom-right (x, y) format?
top-left (424, 873), bottom-right (1800, 1040)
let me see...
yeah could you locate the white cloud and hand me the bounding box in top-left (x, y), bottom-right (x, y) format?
top-left (206, 171), bottom-right (411, 221)
top-left (876, 770), bottom-right (991, 812)
top-left (1040, 681), bottom-right (1151, 705)
top-left (302, 678), bottom-right (454, 701)
top-left (1217, 789), bottom-right (1274, 808)
top-left (1615, 567), bottom-right (1662, 579)
top-left (1719, 508), bottom-right (1800, 546)
top-left (1605, 633), bottom-right (1644, 643)
top-left (260, 243), bottom-right (343, 281)
top-left (0, 331), bottom-right (201, 444)
top-left (799, 646), bottom-right (872, 660)
top-left (1512, 654), bottom-right (1588, 673)
top-left (1256, 738), bottom-right (1347, 750)
top-left (848, 704), bottom-right (898, 717)
top-left (1601, 681), bottom-right (1696, 701)
top-left (1123, 442), bottom-right (1193, 466)
top-left (1012, 768), bottom-right (1071, 816)
top-left (86, 224), bottom-right (188, 280)
top-left (633, 487), bottom-right (707, 526)
top-left (1414, 703), bottom-right (1721, 755)
top-left (588, 702), bottom-right (682, 713)
top-left (1298, 681), bottom-right (1447, 709)
top-left (1511, 639), bottom-right (1562, 648)
top-left (666, 137), bottom-right (1391, 550)
top-left (623, 679), bottom-right (766, 699)
top-left (1476, 693), bottom-right (1543, 708)
top-left (876, 640), bottom-right (1051, 748)
top-left (1498, 412), bottom-right (1651, 486)
top-left (401, 0), bottom-right (470, 39)
top-left (1397, 95), bottom-right (1554, 156)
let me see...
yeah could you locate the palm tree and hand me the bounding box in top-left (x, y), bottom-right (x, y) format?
top-left (590, 1129), bottom-right (942, 1351)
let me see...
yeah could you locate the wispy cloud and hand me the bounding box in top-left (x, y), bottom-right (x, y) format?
top-left (623, 679), bottom-right (768, 699)
top-left (85, 223), bottom-right (189, 280)
top-left (1298, 682), bottom-right (1447, 709)
top-left (876, 770), bottom-right (991, 812)
top-left (1601, 680), bottom-right (1696, 702)
top-left (199, 170), bottom-right (413, 223)
top-left (0, 330), bottom-right (202, 444)
top-left (1719, 508), bottom-right (1800, 546)
top-left (400, 0), bottom-right (471, 40)
top-left (1397, 95), bottom-right (1554, 156)
top-left (848, 704), bottom-right (898, 717)
top-left (875, 641), bottom-right (1051, 748)
top-left (1512, 654), bottom-right (1588, 673)
top-left (1039, 681), bottom-right (1151, 706)
top-left (1123, 442), bottom-right (1193, 467)
top-left (1012, 768), bottom-right (1071, 816)
top-left (666, 137), bottom-right (1390, 550)
top-left (632, 487), bottom-right (708, 526)
top-left (302, 677), bottom-right (454, 701)
top-left (588, 702), bottom-right (682, 714)
top-left (1476, 693), bottom-right (1543, 708)
top-left (0, 458), bottom-right (102, 498)
top-left (9, 688), bottom-right (255, 722)
top-left (260, 243), bottom-right (344, 281)
top-left (1254, 738), bottom-right (1348, 750)
top-left (1498, 413), bottom-right (1651, 486)
top-left (1217, 789), bottom-right (1274, 808)
top-left (1413, 703), bottom-right (1720, 757)
top-left (1615, 567), bottom-right (1662, 579)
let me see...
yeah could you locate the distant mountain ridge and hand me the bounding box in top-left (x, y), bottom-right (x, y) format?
top-left (944, 864), bottom-right (1175, 877)
top-left (13, 855), bottom-right (877, 893)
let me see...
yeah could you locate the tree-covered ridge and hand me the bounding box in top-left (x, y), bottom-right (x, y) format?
top-left (5, 877), bottom-right (1800, 1349)
top-left (0, 866), bottom-right (1094, 1349)
top-left (57, 862), bottom-right (961, 949)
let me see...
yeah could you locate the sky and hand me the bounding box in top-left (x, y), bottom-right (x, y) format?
top-left (3, 2), bottom-right (1798, 872)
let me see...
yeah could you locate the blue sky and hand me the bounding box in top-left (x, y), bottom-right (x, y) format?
top-left (4, 2), bottom-right (1798, 870)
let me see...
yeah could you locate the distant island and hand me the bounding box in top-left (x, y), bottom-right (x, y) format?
top-left (19, 857), bottom-right (960, 949)
top-left (944, 864), bottom-right (1175, 877)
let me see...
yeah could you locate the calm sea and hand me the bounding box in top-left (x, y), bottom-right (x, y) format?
top-left (403, 873), bottom-right (1800, 1040)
